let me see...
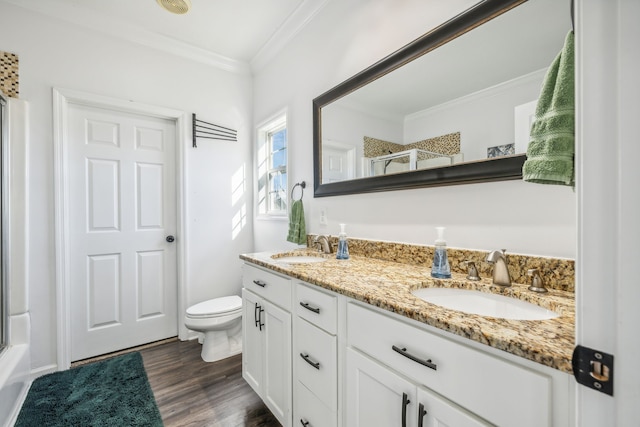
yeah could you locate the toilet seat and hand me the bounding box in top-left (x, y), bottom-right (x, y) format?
top-left (186, 295), bottom-right (242, 318)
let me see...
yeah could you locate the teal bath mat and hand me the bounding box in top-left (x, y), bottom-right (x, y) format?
top-left (15, 352), bottom-right (163, 426)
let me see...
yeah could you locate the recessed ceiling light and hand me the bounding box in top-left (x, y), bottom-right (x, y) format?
top-left (156, 0), bottom-right (191, 15)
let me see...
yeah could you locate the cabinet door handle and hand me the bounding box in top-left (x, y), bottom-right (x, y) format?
top-left (253, 279), bottom-right (267, 287)
top-left (299, 301), bottom-right (320, 314)
top-left (392, 345), bottom-right (437, 371)
top-left (300, 419), bottom-right (310, 427)
top-left (258, 306), bottom-right (264, 331)
top-left (418, 403), bottom-right (427, 427)
top-left (300, 353), bottom-right (320, 370)
top-left (402, 392), bottom-right (411, 427)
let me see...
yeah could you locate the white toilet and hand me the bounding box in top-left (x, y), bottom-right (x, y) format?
top-left (184, 295), bottom-right (243, 362)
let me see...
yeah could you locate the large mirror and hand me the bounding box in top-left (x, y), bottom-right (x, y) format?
top-left (313, 0), bottom-right (571, 197)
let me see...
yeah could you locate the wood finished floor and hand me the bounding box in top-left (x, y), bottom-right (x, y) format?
top-left (139, 339), bottom-right (281, 427)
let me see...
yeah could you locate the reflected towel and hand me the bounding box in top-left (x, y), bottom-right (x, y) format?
top-left (523, 31), bottom-right (575, 186)
top-left (286, 199), bottom-right (307, 245)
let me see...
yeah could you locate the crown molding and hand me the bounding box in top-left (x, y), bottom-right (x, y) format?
top-left (250, 0), bottom-right (330, 73)
top-left (3, 0), bottom-right (329, 74)
top-left (2, 0), bottom-right (251, 74)
top-left (405, 68), bottom-right (547, 123)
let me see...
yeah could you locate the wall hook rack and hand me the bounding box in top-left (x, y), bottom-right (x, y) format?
top-left (192, 113), bottom-right (237, 147)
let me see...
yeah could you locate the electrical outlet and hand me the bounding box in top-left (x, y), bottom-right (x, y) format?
top-left (319, 208), bottom-right (328, 225)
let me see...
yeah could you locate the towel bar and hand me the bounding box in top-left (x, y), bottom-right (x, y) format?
top-left (291, 181), bottom-right (306, 201)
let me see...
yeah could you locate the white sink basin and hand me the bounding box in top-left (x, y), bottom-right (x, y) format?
top-left (412, 288), bottom-right (559, 320)
top-left (273, 255), bottom-right (329, 264)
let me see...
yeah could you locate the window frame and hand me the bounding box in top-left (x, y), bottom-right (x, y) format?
top-left (256, 111), bottom-right (288, 219)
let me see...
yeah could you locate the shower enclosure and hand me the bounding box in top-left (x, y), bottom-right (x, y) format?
top-left (0, 90), bottom-right (7, 355)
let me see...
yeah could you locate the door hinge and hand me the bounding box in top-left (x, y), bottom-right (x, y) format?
top-left (572, 345), bottom-right (614, 396)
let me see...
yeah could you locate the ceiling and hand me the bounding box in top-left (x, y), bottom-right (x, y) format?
top-left (333, 0), bottom-right (570, 119)
top-left (2, 0), bottom-right (329, 73)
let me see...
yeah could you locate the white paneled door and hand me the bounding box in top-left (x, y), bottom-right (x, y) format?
top-left (68, 104), bottom-right (178, 361)
top-left (321, 141), bottom-right (355, 183)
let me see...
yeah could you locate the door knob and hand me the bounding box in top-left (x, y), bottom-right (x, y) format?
top-left (166, 235), bottom-right (175, 243)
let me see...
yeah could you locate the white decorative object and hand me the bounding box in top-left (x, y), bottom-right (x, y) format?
top-left (514, 99), bottom-right (538, 154)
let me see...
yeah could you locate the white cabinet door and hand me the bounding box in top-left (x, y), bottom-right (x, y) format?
top-left (417, 387), bottom-right (490, 427)
top-left (263, 299), bottom-right (292, 427)
top-left (346, 347), bottom-right (417, 427)
top-left (242, 288), bottom-right (263, 394)
top-left (242, 288), bottom-right (292, 427)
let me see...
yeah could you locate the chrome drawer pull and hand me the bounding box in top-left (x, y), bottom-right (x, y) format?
top-left (253, 279), bottom-right (267, 287)
top-left (300, 353), bottom-right (320, 370)
top-left (392, 345), bottom-right (437, 371)
top-left (299, 301), bottom-right (320, 314)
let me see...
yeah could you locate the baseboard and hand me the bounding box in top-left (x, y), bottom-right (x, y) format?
top-left (29, 363), bottom-right (58, 379)
top-left (3, 378), bottom-right (30, 427)
top-left (0, 344), bottom-right (31, 427)
top-left (185, 330), bottom-right (201, 341)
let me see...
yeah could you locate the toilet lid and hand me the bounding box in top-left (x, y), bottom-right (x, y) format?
top-left (186, 295), bottom-right (242, 317)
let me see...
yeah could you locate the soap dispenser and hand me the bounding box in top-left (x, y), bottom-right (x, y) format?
top-left (431, 227), bottom-right (451, 279)
top-left (336, 223), bottom-right (350, 260)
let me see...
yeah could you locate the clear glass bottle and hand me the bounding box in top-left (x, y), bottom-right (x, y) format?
top-left (336, 223), bottom-right (350, 260)
top-left (431, 227), bottom-right (451, 278)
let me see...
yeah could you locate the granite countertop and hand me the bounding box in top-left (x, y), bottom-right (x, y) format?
top-left (239, 250), bottom-right (575, 374)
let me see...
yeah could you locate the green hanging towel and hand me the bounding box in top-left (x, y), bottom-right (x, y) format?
top-left (286, 199), bottom-right (307, 245)
top-left (523, 31), bottom-right (575, 186)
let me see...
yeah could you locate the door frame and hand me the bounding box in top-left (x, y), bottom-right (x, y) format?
top-left (575, 0), bottom-right (638, 423)
top-left (53, 88), bottom-right (188, 370)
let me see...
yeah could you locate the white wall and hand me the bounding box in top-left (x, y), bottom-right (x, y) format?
top-left (404, 70), bottom-right (545, 160)
top-left (0, 2), bottom-right (254, 371)
top-left (253, 0), bottom-right (576, 258)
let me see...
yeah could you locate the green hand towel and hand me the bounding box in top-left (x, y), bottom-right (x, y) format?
top-left (286, 199), bottom-right (307, 245)
top-left (523, 31), bottom-right (575, 186)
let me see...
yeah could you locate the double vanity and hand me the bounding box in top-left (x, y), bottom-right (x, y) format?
top-left (240, 238), bottom-right (575, 427)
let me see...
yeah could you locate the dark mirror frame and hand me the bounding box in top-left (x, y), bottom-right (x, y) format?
top-left (313, 0), bottom-right (527, 197)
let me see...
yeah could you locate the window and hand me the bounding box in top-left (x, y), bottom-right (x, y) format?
top-left (257, 113), bottom-right (287, 217)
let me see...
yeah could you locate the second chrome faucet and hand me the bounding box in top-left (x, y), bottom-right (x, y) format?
top-left (486, 249), bottom-right (511, 286)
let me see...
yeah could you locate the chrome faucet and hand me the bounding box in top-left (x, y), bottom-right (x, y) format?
top-left (313, 235), bottom-right (332, 254)
top-left (486, 249), bottom-right (511, 287)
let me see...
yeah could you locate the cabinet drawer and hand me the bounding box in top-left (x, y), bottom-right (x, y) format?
top-left (294, 381), bottom-right (336, 427)
top-left (347, 303), bottom-right (551, 427)
top-left (243, 264), bottom-right (291, 310)
top-left (295, 317), bottom-right (337, 411)
top-left (295, 282), bottom-right (337, 334)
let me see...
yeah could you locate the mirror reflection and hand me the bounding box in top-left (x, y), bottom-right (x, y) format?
top-left (319, 0), bottom-right (570, 184)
